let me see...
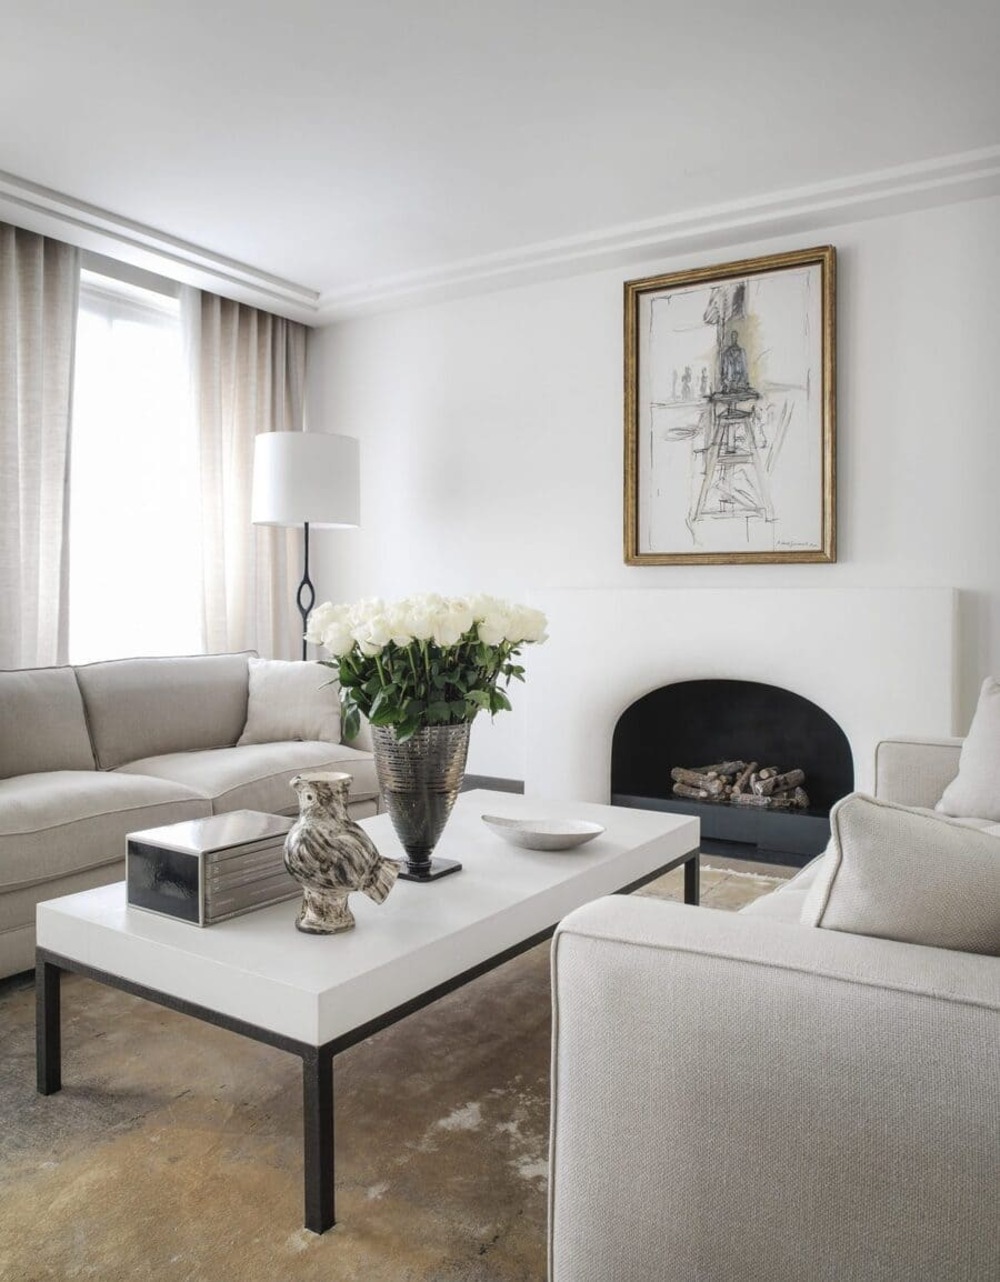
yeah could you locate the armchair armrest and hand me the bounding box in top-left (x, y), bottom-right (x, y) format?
top-left (874, 735), bottom-right (962, 808)
top-left (549, 896), bottom-right (1000, 1282)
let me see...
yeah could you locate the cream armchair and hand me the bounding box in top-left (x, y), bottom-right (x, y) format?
top-left (548, 737), bottom-right (1000, 1281)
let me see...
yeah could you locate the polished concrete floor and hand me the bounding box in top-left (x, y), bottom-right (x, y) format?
top-left (0, 859), bottom-right (787, 1282)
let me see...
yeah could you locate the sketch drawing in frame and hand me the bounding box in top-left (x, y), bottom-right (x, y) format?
top-left (624, 245), bottom-right (836, 564)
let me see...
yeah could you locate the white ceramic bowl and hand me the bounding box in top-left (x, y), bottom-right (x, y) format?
top-left (481, 814), bottom-right (606, 851)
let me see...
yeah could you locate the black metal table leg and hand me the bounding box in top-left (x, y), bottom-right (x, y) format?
top-left (302, 1045), bottom-right (335, 1233)
top-left (36, 955), bottom-right (62, 1095)
top-left (684, 853), bottom-right (700, 906)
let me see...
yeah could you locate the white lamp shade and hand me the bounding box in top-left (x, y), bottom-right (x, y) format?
top-left (251, 432), bottom-right (360, 528)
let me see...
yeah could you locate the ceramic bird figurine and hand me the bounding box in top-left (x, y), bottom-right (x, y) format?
top-left (284, 771), bottom-right (400, 934)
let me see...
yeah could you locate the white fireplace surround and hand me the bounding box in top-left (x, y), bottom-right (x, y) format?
top-left (524, 588), bottom-right (956, 803)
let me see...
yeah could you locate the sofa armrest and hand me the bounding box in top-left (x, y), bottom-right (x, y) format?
top-left (874, 735), bottom-right (962, 808)
top-left (550, 896), bottom-right (1000, 1282)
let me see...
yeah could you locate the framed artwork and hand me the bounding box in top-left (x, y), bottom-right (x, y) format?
top-left (624, 245), bottom-right (836, 564)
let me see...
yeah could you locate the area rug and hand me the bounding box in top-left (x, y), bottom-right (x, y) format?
top-left (0, 861), bottom-right (785, 1282)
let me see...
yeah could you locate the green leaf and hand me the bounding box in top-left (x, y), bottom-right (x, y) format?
top-left (343, 707), bottom-right (361, 742)
top-left (466, 689), bottom-right (491, 708)
top-left (489, 688), bottom-right (512, 715)
top-left (368, 689), bottom-right (403, 726)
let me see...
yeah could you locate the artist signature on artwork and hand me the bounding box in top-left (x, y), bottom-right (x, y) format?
top-left (777, 540), bottom-right (815, 549)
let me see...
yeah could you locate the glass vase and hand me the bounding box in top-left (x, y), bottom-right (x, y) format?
top-left (370, 722), bottom-right (471, 881)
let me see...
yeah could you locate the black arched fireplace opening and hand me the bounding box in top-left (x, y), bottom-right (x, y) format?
top-left (611, 679), bottom-right (854, 866)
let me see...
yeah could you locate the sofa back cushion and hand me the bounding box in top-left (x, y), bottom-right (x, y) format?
top-left (75, 653), bottom-right (254, 770)
top-left (801, 792), bottom-right (1000, 954)
top-left (0, 666), bottom-right (96, 779)
top-left (938, 676), bottom-right (1000, 822)
top-left (237, 658), bottom-right (341, 746)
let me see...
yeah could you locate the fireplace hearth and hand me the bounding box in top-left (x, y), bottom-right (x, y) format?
top-left (611, 679), bottom-right (854, 866)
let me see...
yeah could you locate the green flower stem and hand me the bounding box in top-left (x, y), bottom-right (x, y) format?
top-left (407, 646), bottom-right (422, 699)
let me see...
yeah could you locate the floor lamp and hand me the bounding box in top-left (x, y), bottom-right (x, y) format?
top-left (251, 432), bottom-right (360, 659)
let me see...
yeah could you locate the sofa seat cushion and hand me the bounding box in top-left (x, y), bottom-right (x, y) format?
top-left (941, 814), bottom-right (1000, 838)
top-left (116, 742), bottom-right (379, 816)
top-left (739, 855), bottom-right (825, 923)
top-left (0, 771), bottom-right (211, 892)
top-left (2, 861), bottom-right (130, 942)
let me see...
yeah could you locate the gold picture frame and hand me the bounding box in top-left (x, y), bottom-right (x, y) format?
top-left (624, 245), bottom-right (836, 565)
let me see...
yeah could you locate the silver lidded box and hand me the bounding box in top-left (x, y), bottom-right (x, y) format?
top-left (126, 809), bottom-right (297, 926)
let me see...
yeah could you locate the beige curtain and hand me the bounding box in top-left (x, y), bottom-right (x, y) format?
top-left (192, 292), bottom-right (307, 658)
top-left (0, 224), bottom-right (80, 669)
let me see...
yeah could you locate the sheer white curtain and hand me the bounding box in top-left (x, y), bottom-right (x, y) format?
top-left (0, 224), bottom-right (80, 669)
top-left (191, 292), bottom-right (307, 658)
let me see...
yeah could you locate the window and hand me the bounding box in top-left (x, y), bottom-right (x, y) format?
top-left (68, 268), bottom-right (202, 663)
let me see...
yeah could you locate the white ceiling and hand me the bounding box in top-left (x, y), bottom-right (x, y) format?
top-left (3, 0), bottom-right (999, 319)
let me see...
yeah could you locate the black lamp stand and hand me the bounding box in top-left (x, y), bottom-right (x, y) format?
top-left (296, 521), bottom-right (316, 661)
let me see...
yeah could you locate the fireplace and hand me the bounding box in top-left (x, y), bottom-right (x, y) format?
top-left (610, 679), bottom-right (854, 866)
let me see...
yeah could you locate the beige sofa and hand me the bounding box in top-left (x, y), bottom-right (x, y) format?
top-left (0, 652), bottom-right (378, 979)
top-left (549, 736), bottom-right (1000, 1281)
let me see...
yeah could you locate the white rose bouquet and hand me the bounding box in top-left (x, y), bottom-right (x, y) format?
top-left (306, 593), bottom-right (548, 743)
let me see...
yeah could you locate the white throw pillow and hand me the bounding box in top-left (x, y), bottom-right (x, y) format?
top-left (938, 676), bottom-right (1000, 822)
top-left (800, 792), bottom-right (1000, 954)
top-left (237, 658), bottom-right (341, 746)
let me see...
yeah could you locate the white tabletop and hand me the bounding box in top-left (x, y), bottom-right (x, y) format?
top-left (36, 791), bottom-right (698, 1046)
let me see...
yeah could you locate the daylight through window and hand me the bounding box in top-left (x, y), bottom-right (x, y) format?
top-left (68, 270), bottom-right (202, 663)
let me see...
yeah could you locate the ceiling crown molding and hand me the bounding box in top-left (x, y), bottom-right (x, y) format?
top-left (3, 146), bottom-right (998, 327)
top-left (316, 145), bottom-right (1000, 321)
top-left (0, 170), bottom-right (320, 325)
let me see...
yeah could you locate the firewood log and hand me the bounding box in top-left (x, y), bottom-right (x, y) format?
top-left (671, 768), bottom-right (725, 795)
top-left (673, 782), bottom-right (709, 800)
top-left (792, 787), bottom-right (810, 809)
top-left (769, 769), bottom-right (805, 793)
top-left (671, 767), bottom-right (711, 785)
top-left (699, 761), bottom-right (745, 778)
top-left (734, 762), bottom-right (758, 791)
top-left (730, 793), bottom-right (771, 807)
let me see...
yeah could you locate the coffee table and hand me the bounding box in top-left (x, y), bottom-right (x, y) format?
top-left (35, 790), bottom-right (699, 1233)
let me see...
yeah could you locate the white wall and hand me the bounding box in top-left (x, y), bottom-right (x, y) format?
top-left (306, 195), bottom-right (1000, 781)
top-left (526, 588), bottom-right (955, 802)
